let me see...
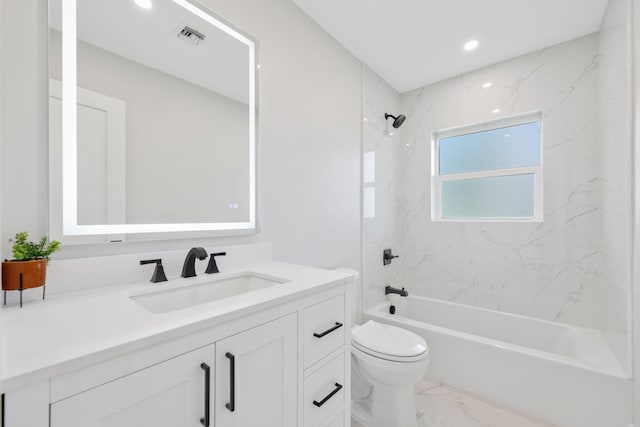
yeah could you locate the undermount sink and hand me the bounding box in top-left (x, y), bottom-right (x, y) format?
top-left (130, 273), bottom-right (289, 314)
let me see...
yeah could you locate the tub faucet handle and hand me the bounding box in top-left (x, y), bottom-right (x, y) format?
top-left (383, 249), bottom-right (399, 265)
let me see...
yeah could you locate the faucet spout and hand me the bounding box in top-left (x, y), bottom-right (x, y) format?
top-left (385, 285), bottom-right (408, 297)
top-left (181, 247), bottom-right (208, 278)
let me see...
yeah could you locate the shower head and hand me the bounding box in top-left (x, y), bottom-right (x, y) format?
top-left (385, 113), bottom-right (406, 129)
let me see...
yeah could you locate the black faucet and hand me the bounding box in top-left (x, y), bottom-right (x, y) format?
top-left (385, 285), bottom-right (408, 297)
top-left (205, 252), bottom-right (227, 274)
top-left (140, 259), bottom-right (168, 283)
top-left (383, 249), bottom-right (399, 266)
top-left (181, 247), bottom-right (208, 278)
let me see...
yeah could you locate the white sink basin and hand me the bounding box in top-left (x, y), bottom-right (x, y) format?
top-left (130, 273), bottom-right (289, 314)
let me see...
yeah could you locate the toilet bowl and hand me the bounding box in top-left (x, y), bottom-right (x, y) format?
top-left (332, 268), bottom-right (429, 427)
top-left (351, 320), bottom-right (429, 427)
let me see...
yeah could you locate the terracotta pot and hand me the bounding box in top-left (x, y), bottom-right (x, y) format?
top-left (2, 259), bottom-right (47, 291)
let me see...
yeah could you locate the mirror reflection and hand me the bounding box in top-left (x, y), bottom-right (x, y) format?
top-left (48, 0), bottom-right (256, 242)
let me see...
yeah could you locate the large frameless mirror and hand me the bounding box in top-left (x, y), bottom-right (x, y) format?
top-left (49, 0), bottom-right (257, 244)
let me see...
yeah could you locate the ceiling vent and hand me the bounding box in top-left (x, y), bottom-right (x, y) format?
top-left (177, 26), bottom-right (206, 46)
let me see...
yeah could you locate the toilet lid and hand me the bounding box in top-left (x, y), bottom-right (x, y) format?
top-left (351, 320), bottom-right (428, 358)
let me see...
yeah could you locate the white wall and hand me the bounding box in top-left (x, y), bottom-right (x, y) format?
top-left (0, 0), bottom-right (361, 274)
top-left (0, 0), bottom-right (4, 265)
top-left (631, 0), bottom-right (640, 422)
top-left (0, 0), bottom-right (48, 261)
top-left (0, 2), bottom-right (5, 420)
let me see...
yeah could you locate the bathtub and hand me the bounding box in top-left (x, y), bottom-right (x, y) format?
top-left (366, 296), bottom-right (632, 427)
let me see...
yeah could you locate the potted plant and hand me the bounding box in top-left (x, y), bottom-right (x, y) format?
top-left (2, 232), bottom-right (61, 306)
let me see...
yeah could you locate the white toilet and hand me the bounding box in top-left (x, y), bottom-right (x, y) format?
top-left (351, 320), bottom-right (429, 427)
top-left (335, 268), bottom-right (430, 427)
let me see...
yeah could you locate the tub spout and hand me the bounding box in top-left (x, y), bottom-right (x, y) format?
top-left (385, 285), bottom-right (408, 297)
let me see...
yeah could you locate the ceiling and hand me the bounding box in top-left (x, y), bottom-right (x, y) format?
top-left (50, 0), bottom-right (251, 104)
top-left (291, 0), bottom-right (608, 93)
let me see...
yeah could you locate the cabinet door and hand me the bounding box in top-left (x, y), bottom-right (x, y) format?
top-left (50, 344), bottom-right (214, 427)
top-left (216, 313), bottom-right (297, 427)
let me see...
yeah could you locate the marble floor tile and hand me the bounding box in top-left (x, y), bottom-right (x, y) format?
top-left (352, 379), bottom-right (555, 427)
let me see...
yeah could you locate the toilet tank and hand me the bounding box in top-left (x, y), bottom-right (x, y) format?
top-left (334, 268), bottom-right (360, 326)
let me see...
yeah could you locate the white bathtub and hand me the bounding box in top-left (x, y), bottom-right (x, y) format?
top-left (366, 296), bottom-right (632, 427)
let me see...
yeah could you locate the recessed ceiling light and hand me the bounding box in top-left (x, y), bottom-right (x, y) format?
top-left (463, 40), bottom-right (479, 51)
top-left (491, 108), bottom-right (500, 113)
top-left (134, 0), bottom-right (153, 10)
top-left (504, 134), bottom-right (511, 137)
top-left (482, 82), bottom-right (492, 89)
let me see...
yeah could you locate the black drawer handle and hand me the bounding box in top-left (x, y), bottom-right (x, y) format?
top-left (199, 363), bottom-right (210, 426)
top-left (225, 352), bottom-right (236, 412)
top-left (313, 322), bottom-right (343, 338)
top-left (313, 383), bottom-right (343, 407)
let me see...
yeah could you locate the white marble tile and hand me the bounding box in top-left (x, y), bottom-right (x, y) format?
top-left (596, 0), bottom-right (631, 372)
top-left (393, 34), bottom-right (603, 328)
top-left (362, 64), bottom-right (403, 312)
top-left (352, 380), bottom-right (556, 427)
top-left (361, 33), bottom-right (625, 328)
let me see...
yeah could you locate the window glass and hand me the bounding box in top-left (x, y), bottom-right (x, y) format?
top-left (441, 174), bottom-right (535, 219)
top-left (439, 121), bottom-right (540, 175)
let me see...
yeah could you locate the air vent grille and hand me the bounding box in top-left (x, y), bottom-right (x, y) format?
top-left (177, 26), bottom-right (206, 46)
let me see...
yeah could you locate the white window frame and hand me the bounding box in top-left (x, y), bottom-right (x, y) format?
top-left (431, 111), bottom-right (543, 222)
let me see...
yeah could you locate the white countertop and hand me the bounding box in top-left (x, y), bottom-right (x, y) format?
top-left (0, 261), bottom-right (354, 393)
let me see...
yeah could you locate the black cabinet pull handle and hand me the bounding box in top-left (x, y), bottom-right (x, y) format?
top-left (199, 363), bottom-right (210, 426)
top-left (313, 322), bottom-right (343, 338)
top-left (313, 383), bottom-right (343, 407)
top-left (225, 352), bottom-right (236, 412)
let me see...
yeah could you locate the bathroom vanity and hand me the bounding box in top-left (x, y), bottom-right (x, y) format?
top-left (0, 262), bottom-right (354, 427)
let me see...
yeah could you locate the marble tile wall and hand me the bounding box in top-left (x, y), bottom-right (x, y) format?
top-left (394, 34), bottom-right (603, 328)
top-left (363, 34), bottom-right (609, 329)
top-left (597, 0), bottom-right (631, 371)
top-left (361, 65), bottom-right (402, 310)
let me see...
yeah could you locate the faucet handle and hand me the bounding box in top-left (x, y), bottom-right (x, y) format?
top-left (140, 259), bottom-right (168, 283)
top-left (205, 252), bottom-right (227, 274)
top-left (383, 249), bottom-right (399, 265)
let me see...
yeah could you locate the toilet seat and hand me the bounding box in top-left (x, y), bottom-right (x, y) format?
top-left (351, 341), bottom-right (428, 363)
top-left (352, 320), bottom-right (428, 362)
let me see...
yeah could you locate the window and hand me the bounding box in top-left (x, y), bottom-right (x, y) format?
top-left (432, 112), bottom-right (542, 221)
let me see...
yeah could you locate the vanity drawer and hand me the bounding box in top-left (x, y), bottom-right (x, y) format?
top-left (304, 353), bottom-right (345, 427)
top-left (304, 294), bottom-right (345, 368)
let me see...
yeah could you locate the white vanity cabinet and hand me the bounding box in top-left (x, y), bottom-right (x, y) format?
top-left (50, 344), bottom-right (216, 427)
top-left (49, 314), bottom-right (298, 427)
top-left (215, 313), bottom-right (298, 427)
top-left (1, 281), bottom-right (352, 427)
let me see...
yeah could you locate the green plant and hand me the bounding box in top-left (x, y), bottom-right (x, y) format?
top-left (10, 232), bottom-right (61, 262)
